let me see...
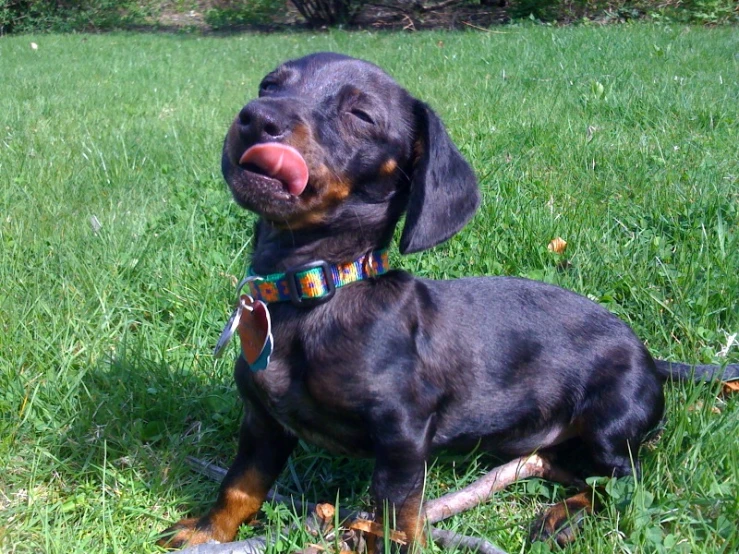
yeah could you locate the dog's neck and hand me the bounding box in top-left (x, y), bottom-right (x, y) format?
top-left (249, 193), bottom-right (407, 275)
top-left (249, 220), bottom-right (395, 275)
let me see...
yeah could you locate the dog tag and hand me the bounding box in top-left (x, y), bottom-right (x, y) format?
top-left (213, 301), bottom-right (244, 358)
top-left (236, 296), bottom-right (273, 371)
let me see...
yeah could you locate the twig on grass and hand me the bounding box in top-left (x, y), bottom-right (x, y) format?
top-left (425, 453), bottom-right (574, 523)
top-left (177, 525), bottom-right (508, 554)
top-left (176, 536), bottom-right (268, 554)
top-left (430, 528), bottom-right (508, 554)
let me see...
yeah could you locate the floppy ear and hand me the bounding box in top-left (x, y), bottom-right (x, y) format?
top-left (399, 101), bottom-right (480, 254)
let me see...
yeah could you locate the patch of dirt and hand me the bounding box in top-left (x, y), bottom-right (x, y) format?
top-left (150, 1), bottom-right (511, 33)
top-left (354, 2), bottom-right (510, 30)
top-left (156, 9), bottom-right (209, 29)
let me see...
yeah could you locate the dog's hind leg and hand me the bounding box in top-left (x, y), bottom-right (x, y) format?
top-left (530, 365), bottom-right (664, 546)
top-left (529, 488), bottom-right (599, 546)
top-left (528, 436), bottom-right (638, 546)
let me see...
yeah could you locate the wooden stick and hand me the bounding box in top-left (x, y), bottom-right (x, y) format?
top-left (425, 454), bottom-right (562, 523)
top-left (430, 528), bottom-right (508, 554)
top-left (177, 529), bottom-right (508, 554)
top-left (177, 536), bottom-right (268, 554)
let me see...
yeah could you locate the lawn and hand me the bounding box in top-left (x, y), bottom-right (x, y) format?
top-left (1, 25), bottom-right (738, 554)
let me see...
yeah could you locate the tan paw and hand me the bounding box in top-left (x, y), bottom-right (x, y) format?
top-left (157, 517), bottom-right (218, 549)
top-left (528, 492), bottom-right (593, 546)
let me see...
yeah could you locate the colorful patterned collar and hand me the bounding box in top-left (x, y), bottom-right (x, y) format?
top-left (241, 248), bottom-right (390, 307)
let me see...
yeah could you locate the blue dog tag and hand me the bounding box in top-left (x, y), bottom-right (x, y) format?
top-left (247, 333), bottom-right (273, 371)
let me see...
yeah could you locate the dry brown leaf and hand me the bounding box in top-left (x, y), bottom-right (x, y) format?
top-left (349, 519), bottom-right (380, 535)
top-left (315, 503), bottom-right (335, 522)
top-left (349, 519), bottom-right (407, 545)
top-left (721, 381), bottom-right (739, 396)
top-left (548, 237), bottom-right (567, 254)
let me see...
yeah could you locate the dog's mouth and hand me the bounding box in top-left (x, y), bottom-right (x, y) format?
top-left (238, 143), bottom-right (309, 197)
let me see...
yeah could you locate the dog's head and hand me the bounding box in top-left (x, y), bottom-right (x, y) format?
top-left (222, 52), bottom-right (479, 254)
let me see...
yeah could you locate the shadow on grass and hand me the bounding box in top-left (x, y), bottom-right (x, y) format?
top-left (43, 344), bottom-right (232, 514)
top-left (53, 343), bottom-right (375, 521)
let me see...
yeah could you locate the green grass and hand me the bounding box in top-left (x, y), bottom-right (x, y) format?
top-left (1, 25), bottom-right (738, 554)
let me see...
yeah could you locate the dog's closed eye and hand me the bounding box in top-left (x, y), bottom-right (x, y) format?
top-left (349, 108), bottom-right (374, 125)
top-left (259, 79), bottom-right (280, 95)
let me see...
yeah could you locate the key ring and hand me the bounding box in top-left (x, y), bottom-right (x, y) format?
top-left (235, 275), bottom-right (263, 302)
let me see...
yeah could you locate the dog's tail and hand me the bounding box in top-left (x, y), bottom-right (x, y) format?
top-left (654, 360), bottom-right (739, 382)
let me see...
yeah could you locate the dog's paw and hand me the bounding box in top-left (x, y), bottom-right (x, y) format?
top-left (157, 517), bottom-right (219, 549)
top-left (528, 494), bottom-right (591, 547)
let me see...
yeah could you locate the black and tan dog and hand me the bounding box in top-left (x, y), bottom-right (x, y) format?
top-left (160, 52), bottom-right (738, 549)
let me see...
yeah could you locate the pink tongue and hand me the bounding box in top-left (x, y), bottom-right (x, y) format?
top-left (239, 143), bottom-right (309, 196)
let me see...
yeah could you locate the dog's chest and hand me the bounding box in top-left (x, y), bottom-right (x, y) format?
top-left (243, 353), bottom-right (374, 458)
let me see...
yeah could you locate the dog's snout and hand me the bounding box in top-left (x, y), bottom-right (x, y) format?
top-left (238, 102), bottom-right (289, 143)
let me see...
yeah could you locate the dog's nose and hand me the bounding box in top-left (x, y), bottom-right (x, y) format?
top-left (237, 101), bottom-right (289, 143)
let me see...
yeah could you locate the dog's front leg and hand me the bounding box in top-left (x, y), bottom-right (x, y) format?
top-left (369, 419), bottom-right (433, 552)
top-left (159, 401), bottom-right (297, 549)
